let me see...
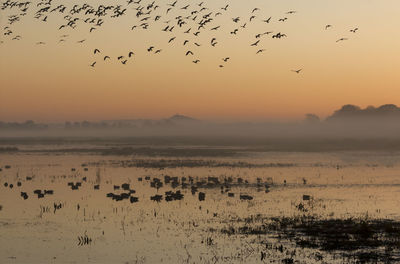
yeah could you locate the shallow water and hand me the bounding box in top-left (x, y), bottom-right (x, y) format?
top-left (1, 147), bottom-right (400, 263)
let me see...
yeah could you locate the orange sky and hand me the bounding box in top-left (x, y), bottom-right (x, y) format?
top-left (1, 0), bottom-right (400, 122)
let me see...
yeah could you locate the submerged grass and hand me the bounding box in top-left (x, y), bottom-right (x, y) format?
top-left (217, 216), bottom-right (400, 263)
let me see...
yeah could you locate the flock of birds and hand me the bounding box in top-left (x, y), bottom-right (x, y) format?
top-left (1, 0), bottom-right (360, 73)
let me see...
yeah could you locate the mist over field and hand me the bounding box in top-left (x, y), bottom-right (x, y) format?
top-left (2, 104), bottom-right (400, 141)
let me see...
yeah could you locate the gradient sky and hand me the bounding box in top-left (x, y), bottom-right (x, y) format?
top-left (1, 0), bottom-right (400, 122)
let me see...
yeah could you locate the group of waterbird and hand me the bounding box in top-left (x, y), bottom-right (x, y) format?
top-left (1, 164), bottom-right (278, 204)
top-left (1, 0), bottom-right (361, 74)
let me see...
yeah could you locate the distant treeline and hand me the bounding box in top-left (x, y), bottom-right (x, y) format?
top-left (326, 104), bottom-right (400, 121)
top-left (2, 104), bottom-right (400, 134)
top-left (0, 115), bottom-right (187, 130)
top-left (0, 120), bottom-right (48, 130)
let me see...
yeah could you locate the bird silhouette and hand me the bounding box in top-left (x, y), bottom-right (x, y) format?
top-left (262, 17), bottom-right (272, 23)
top-left (336, 38), bottom-right (348, 42)
top-left (168, 0), bottom-right (177, 7)
top-left (292, 69), bottom-right (302, 74)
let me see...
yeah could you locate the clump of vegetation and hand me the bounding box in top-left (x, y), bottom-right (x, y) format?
top-left (217, 216), bottom-right (400, 263)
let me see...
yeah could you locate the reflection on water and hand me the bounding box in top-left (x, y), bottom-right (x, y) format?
top-left (1, 148), bottom-right (400, 263)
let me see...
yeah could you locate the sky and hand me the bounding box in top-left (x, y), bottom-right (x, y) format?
top-left (1, 0), bottom-right (400, 122)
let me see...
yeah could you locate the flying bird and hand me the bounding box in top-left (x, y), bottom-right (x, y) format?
top-left (336, 38), bottom-right (348, 42)
top-left (232, 17), bottom-right (240, 23)
top-left (168, 0), bottom-right (177, 7)
top-left (262, 17), bottom-right (271, 23)
top-left (292, 69), bottom-right (302, 74)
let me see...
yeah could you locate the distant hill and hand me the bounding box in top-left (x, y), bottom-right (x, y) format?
top-left (165, 114), bottom-right (199, 123)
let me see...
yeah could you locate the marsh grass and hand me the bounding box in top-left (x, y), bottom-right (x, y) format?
top-left (217, 216), bottom-right (400, 263)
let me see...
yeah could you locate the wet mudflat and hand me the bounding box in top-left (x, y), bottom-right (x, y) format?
top-left (1, 146), bottom-right (400, 263)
